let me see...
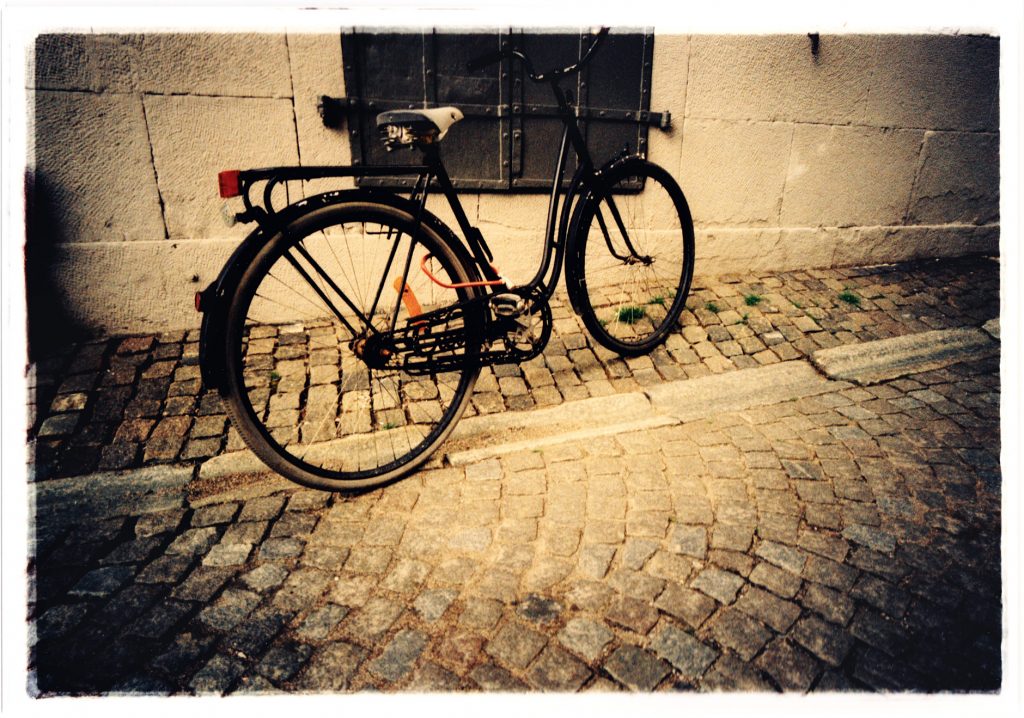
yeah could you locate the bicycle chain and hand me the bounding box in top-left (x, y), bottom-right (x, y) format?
top-left (389, 287), bottom-right (552, 376)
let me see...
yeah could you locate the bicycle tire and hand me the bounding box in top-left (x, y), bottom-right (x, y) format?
top-left (566, 158), bottom-right (695, 356)
top-left (222, 200), bottom-right (483, 491)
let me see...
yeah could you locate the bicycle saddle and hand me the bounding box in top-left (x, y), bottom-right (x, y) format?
top-left (376, 107), bottom-right (464, 148)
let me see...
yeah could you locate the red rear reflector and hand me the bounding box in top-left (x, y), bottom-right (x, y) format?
top-left (195, 291), bottom-right (204, 312)
top-left (218, 170), bottom-right (241, 198)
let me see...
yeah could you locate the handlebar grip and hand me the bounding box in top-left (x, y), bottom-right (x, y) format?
top-left (467, 49), bottom-right (507, 72)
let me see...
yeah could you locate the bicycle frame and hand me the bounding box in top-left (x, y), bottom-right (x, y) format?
top-left (225, 78), bottom-right (632, 309)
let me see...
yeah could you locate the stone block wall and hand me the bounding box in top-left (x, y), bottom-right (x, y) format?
top-left (27, 31), bottom-right (999, 338)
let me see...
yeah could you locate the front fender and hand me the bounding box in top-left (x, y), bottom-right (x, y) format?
top-left (563, 154), bottom-right (648, 316)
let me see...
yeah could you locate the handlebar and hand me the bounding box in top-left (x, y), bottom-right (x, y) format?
top-left (467, 27), bottom-right (610, 83)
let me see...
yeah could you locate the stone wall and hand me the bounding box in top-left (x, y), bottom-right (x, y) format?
top-left (28, 31), bottom-right (1000, 338)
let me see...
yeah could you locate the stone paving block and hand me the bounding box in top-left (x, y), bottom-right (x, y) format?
top-left (170, 566), bottom-right (235, 602)
top-left (755, 638), bottom-right (822, 692)
top-left (668, 524), bottom-right (707, 559)
top-left (469, 664), bottom-right (528, 691)
top-left (413, 588), bottom-right (457, 623)
top-left (650, 624), bottom-right (719, 680)
top-left (735, 586), bottom-right (801, 633)
top-left (527, 646), bottom-right (592, 691)
top-left (345, 597), bottom-right (404, 641)
top-left (691, 567), bottom-right (745, 604)
top-left (273, 567), bottom-right (332, 612)
top-left (515, 594), bottom-right (562, 624)
top-left (270, 511), bottom-right (319, 539)
top-left (136, 554), bottom-right (194, 585)
top-left (34, 603), bottom-right (92, 644)
top-left (655, 583), bottom-right (718, 629)
top-left (850, 574), bottom-right (910, 618)
top-left (295, 641), bottom-right (367, 691)
top-left (607, 569), bottom-right (665, 602)
top-left (368, 629), bottom-right (427, 683)
top-left (842, 524), bottom-right (897, 554)
top-left (124, 599), bottom-right (194, 640)
top-left (707, 608), bottom-right (772, 661)
top-left (238, 496), bottom-right (287, 522)
top-left (198, 588), bottom-right (261, 631)
top-left (100, 536), bottom-right (162, 565)
top-left (406, 662), bottom-right (462, 691)
top-left (790, 614), bottom-right (854, 667)
top-left (296, 604), bottom-right (350, 642)
top-left (258, 537), bottom-right (305, 562)
top-left (603, 645), bottom-right (671, 691)
top-left (557, 618), bottom-right (614, 663)
top-left (189, 653), bottom-right (246, 695)
top-left (257, 643), bottom-right (314, 683)
top-left (849, 607), bottom-right (907, 658)
top-left (69, 566), bottom-right (135, 598)
top-left (485, 623), bottom-right (547, 669)
top-left (802, 554), bottom-right (859, 591)
top-left (604, 596), bottom-right (660, 635)
top-left (748, 560), bottom-right (802, 599)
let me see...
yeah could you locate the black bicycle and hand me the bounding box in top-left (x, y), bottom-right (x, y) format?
top-left (197, 28), bottom-right (695, 491)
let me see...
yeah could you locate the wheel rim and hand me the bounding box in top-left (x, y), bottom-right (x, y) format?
top-left (227, 206), bottom-right (477, 485)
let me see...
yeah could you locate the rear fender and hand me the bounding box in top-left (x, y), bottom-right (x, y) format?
top-left (197, 188), bottom-right (478, 393)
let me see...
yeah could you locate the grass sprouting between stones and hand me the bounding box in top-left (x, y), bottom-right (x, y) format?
top-left (617, 306), bottom-right (646, 324)
top-left (838, 290), bottom-right (861, 306)
top-left (744, 293), bottom-right (762, 306)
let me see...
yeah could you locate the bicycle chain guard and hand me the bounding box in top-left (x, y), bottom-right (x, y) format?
top-left (387, 288), bottom-right (552, 376)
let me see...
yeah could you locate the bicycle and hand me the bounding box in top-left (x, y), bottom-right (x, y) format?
top-left (196, 28), bottom-right (695, 491)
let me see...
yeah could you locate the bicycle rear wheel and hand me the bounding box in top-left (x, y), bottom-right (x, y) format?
top-left (567, 159), bottom-right (694, 356)
top-left (222, 200), bottom-right (482, 491)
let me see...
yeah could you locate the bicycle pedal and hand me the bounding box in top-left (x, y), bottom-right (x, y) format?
top-left (491, 293), bottom-right (525, 317)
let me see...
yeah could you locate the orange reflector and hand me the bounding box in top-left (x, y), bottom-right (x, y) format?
top-left (218, 170), bottom-right (241, 198)
top-left (393, 277), bottom-right (424, 317)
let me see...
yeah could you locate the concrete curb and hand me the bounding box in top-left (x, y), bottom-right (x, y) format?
top-left (810, 325), bottom-right (998, 385)
top-left (32, 465), bottom-right (193, 528)
top-left (447, 360), bottom-right (845, 465)
top-left (196, 323), bottom-right (999, 485)
top-left (447, 416), bottom-right (678, 466)
top-left (645, 360), bottom-right (843, 421)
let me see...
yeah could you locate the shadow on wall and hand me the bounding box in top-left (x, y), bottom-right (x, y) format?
top-left (25, 168), bottom-right (96, 360)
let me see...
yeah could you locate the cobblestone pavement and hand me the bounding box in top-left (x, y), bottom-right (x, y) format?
top-left (27, 255), bottom-right (996, 481)
top-left (29, 355), bottom-right (1001, 694)
top-left (25, 255), bottom-right (1002, 694)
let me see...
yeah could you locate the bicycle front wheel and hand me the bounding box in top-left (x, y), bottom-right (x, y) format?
top-left (567, 159), bottom-right (695, 356)
top-left (222, 200), bottom-right (482, 491)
